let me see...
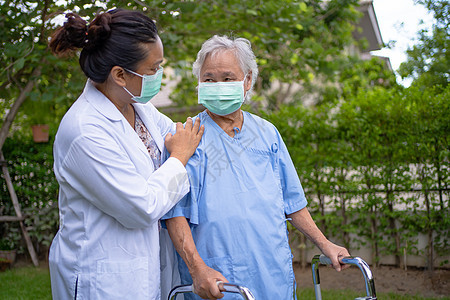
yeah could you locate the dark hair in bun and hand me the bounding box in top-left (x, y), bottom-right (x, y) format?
top-left (49, 9), bottom-right (159, 83)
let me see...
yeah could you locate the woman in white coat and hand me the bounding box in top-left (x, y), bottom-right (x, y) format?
top-left (48, 9), bottom-right (204, 299)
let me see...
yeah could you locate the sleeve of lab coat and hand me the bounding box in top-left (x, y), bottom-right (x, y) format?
top-left (59, 130), bottom-right (190, 229)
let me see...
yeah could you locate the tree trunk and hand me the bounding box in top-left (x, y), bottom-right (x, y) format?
top-left (433, 138), bottom-right (444, 211)
top-left (370, 206), bottom-right (379, 268)
top-left (315, 168), bottom-right (326, 233)
top-left (424, 188), bottom-right (434, 271)
top-left (340, 194), bottom-right (349, 248)
top-left (387, 192), bottom-right (401, 267)
top-left (364, 169), bottom-right (379, 267)
top-left (338, 168), bottom-right (349, 249)
top-left (384, 155), bottom-right (401, 268)
top-left (299, 233), bottom-right (306, 269)
top-left (417, 163), bottom-right (434, 272)
top-left (0, 66), bottom-right (42, 151)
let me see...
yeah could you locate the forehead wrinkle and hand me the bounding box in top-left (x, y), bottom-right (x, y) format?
top-left (201, 50), bottom-right (243, 80)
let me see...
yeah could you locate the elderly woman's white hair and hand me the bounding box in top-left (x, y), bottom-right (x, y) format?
top-left (192, 35), bottom-right (259, 100)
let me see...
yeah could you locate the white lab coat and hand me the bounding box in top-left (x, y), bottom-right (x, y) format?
top-left (49, 80), bottom-right (189, 300)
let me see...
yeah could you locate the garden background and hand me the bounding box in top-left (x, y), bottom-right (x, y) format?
top-left (0, 0), bottom-right (448, 295)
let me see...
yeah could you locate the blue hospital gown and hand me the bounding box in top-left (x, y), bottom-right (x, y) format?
top-left (163, 110), bottom-right (307, 300)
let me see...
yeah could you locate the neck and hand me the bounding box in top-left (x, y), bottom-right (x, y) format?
top-left (207, 109), bottom-right (243, 137)
top-left (94, 81), bottom-right (135, 128)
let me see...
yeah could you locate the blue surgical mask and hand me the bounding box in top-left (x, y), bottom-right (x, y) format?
top-left (123, 67), bottom-right (163, 104)
top-left (198, 78), bottom-right (246, 116)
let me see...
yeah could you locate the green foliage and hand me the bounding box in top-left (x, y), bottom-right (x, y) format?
top-left (265, 85), bottom-right (449, 267)
top-left (154, 0), bottom-right (362, 107)
top-left (0, 238), bottom-right (15, 251)
top-left (0, 0), bottom-right (87, 133)
top-left (0, 0), bottom-right (447, 269)
top-left (0, 132), bottom-right (58, 257)
top-left (1, 0), bottom-right (364, 125)
top-left (398, 0), bottom-right (449, 90)
top-left (338, 56), bottom-right (399, 99)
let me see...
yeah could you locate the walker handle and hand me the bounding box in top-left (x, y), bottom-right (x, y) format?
top-left (168, 283), bottom-right (256, 300)
top-left (311, 255), bottom-right (377, 300)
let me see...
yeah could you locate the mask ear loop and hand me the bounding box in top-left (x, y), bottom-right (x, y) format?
top-left (122, 68), bottom-right (143, 99)
top-left (123, 86), bottom-right (137, 98)
top-left (124, 68), bottom-right (144, 78)
top-left (243, 72), bottom-right (250, 100)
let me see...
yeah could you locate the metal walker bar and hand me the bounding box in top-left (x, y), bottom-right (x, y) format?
top-left (168, 283), bottom-right (255, 300)
top-left (311, 255), bottom-right (377, 300)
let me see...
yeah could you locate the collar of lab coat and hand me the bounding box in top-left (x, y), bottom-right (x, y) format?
top-left (83, 79), bottom-right (165, 154)
top-left (84, 79), bottom-right (123, 122)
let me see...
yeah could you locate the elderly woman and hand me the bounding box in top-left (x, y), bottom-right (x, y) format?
top-left (163, 35), bottom-right (349, 300)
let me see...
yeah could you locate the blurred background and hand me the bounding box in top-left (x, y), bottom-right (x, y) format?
top-left (0, 0), bottom-right (448, 282)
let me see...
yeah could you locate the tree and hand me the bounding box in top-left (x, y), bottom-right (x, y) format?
top-left (0, 0), bottom-right (377, 143)
top-left (0, 0), bottom-right (91, 149)
top-left (0, 0), bottom-right (371, 257)
top-left (156, 0), bottom-right (362, 109)
top-left (0, 0), bottom-right (367, 144)
top-left (398, 0), bottom-right (449, 90)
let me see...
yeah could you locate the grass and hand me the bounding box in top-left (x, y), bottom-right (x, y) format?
top-left (0, 266), bottom-right (448, 300)
top-left (298, 288), bottom-right (450, 299)
top-left (0, 266), bottom-right (51, 300)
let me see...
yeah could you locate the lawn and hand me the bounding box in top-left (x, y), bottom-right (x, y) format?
top-left (0, 266), bottom-right (51, 300)
top-left (0, 266), bottom-right (448, 299)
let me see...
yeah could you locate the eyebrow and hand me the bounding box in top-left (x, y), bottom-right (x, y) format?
top-left (203, 71), bottom-right (236, 77)
top-left (222, 71), bottom-right (236, 77)
top-left (154, 59), bottom-right (164, 67)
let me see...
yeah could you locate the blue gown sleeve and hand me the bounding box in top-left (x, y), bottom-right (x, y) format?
top-left (162, 136), bottom-right (203, 225)
top-left (276, 129), bottom-right (308, 215)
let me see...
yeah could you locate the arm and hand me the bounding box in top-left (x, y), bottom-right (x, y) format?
top-left (60, 132), bottom-right (190, 229)
top-left (272, 126), bottom-right (350, 271)
top-left (287, 207), bottom-right (350, 271)
top-left (165, 217), bottom-right (228, 299)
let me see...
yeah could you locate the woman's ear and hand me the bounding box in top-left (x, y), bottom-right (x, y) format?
top-left (110, 66), bottom-right (127, 87)
top-left (244, 71), bottom-right (252, 92)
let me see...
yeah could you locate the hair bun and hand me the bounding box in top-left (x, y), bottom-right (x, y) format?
top-left (84, 12), bottom-right (112, 51)
top-left (48, 13), bottom-right (88, 55)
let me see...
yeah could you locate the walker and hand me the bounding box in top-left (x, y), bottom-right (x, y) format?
top-left (168, 255), bottom-right (376, 300)
top-left (311, 255), bottom-right (377, 300)
top-left (168, 283), bottom-right (255, 300)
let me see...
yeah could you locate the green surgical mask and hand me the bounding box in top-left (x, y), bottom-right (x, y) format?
top-left (198, 79), bottom-right (246, 116)
top-left (123, 67), bottom-right (163, 104)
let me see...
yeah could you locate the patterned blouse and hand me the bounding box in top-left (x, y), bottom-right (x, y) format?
top-left (135, 112), bottom-right (162, 170)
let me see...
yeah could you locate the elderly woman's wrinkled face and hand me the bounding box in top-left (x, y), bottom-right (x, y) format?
top-left (200, 50), bottom-right (252, 92)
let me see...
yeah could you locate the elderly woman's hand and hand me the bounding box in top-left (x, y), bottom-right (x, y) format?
top-left (191, 263), bottom-right (228, 299)
top-left (165, 117), bottom-right (204, 166)
top-left (321, 241), bottom-right (351, 272)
